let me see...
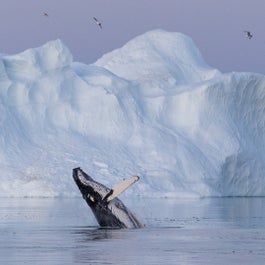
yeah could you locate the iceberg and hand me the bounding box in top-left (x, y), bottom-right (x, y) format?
top-left (0, 29), bottom-right (265, 198)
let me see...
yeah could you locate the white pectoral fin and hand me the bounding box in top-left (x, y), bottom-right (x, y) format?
top-left (106, 176), bottom-right (139, 202)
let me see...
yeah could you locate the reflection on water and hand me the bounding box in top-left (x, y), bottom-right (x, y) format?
top-left (129, 197), bottom-right (265, 229)
top-left (217, 197), bottom-right (265, 228)
top-left (1, 197), bottom-right (265, 264)
top-left (71, 227), bottom-right (126, 242)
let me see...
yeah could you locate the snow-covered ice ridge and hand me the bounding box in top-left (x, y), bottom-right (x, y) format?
top-left (0, 29), bottom-right (265, 197)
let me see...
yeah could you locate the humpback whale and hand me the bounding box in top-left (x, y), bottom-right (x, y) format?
top-left (73, 167), bottom-right (144, 229)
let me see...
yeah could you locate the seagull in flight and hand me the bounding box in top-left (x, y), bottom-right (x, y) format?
top-left (244, 30), bottom-right (253, 39)
top-left (93, 17), bottom-right (102, 29)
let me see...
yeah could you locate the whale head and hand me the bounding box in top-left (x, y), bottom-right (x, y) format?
top-left (73, 167), bottom-right (109, 207)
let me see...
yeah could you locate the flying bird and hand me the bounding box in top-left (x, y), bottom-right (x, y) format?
top-left (43, 12), bottom-right (49, 17)
top-left (93, 17), bottom-right (102, 29)
top-left (244, 30), bottom-right (253, 39)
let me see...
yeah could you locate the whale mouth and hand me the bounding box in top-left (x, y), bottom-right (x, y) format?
top-left (72, 167), bottom-right (105, 194)
top-left (72, 168), bottom-right (95, 193)
top-left (73, 167), bottom-right (93, 184)
top-left (73, 167), bottom-right (97, 198)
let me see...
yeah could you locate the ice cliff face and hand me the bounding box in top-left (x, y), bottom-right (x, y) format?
top-left (0, 29), bottom-right (265, 197)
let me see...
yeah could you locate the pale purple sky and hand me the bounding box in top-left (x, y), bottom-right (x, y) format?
top-left (0, 0), bottom-right (264, 74)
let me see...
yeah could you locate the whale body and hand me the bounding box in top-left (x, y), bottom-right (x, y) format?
top-left (73, 167), bottom-right (144, 229)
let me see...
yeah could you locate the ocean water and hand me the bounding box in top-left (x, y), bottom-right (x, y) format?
top-left (1, 197), bottom-right (265, 265)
